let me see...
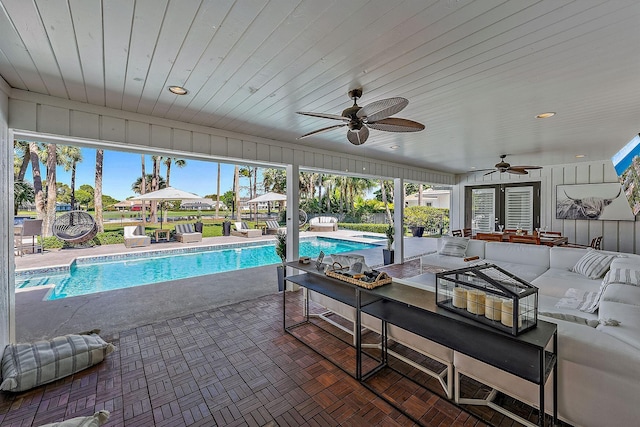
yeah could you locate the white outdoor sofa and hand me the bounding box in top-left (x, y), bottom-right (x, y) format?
top-left (309, 238), bottom-right (640, 427)
top-left (309, 216), bottom-right (338, 231)
top-left (414, 238), bottom-right (640, 427)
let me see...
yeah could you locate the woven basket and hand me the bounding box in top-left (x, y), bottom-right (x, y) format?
top-left (325, 262), bottom-right (392, 289)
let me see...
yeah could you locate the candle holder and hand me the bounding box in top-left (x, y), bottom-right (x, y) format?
top-left (435, 263), bottom-right (538, 335)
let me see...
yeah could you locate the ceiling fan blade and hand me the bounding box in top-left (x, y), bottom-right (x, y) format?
top-left (347, 126), bottom-right (369, 145)
top-left (297, 124), bottom-right (346, 139)
top-left (357, 97), bottom-right (408, 122)
top-left (511, 165), bottom-right (542, 170)
top-left (506, 168), bottom-right (529, 175)
top-left (296, 111), bottom-right (349, 122)
top-left (367, 117), bottom-right (425, 132)
top-left (483, 170), bottom-right (497, 176)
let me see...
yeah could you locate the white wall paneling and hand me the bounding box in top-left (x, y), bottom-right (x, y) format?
top-left (456, 160), bottom-right (638, 254)
top-left (8, 90), bottom-right (454, 184)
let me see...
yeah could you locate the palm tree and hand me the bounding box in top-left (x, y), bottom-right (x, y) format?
top-left (163, 157), bottom-right (187, 187)
top-left (380, 179), bottom-right (393, 224)
top-left (233, 165), bottom-right (240, 220)
top-left (14, 140), bottom-right (31, 181)
top-left (150, 156), bottom-right (161, 223)
top-left (43, 144), bottom-right (58, 237)
top-left (59, 145), bottom-right (82, 209)
top-left (263, 168), bottom-right (286, 193)
top-left (132, 175), bottom-right (166, 194)
top-left (29, 142), bottom-right (45, 220)
top-left (94, 149), bottom-right (104, 232)
top-left (14, 181), bottom-right (35, 215)
top-left (215, 162), bottom-right (221, 218)
top-left (141, 154), bottom-right (146, 224)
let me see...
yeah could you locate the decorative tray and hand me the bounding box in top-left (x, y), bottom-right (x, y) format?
top-left (325, 262), bottom-right (392, 289)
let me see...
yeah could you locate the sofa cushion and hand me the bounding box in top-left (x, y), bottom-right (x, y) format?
top-left (0, 333), bottom-right (115, 392)
top-left (484, 242), bottom-right (550, 268)
top-left (597, 300), bottom-right (640, 350)
top-left (436, 237), bottom-right (485, 258)
top-left (438, 236), bottom-right (469, 257)
top-left (572, 249), bottom-right (616, 279)
top-left (610, 254), bottom-right (640, 270)
top-left (549, 246), bottom-right (589, 270)
top-left (532, 268), bottom-right (602, 299)
top-left (604, 268), bottom-right (640, 287)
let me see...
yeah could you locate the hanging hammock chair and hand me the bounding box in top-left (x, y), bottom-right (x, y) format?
top-left (52, 211), bottom-right (98, 245)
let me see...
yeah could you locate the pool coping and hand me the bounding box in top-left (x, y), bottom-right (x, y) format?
top-left (15, 235), bottom-right (384, 279)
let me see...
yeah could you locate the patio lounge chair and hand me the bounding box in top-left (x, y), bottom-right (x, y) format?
top-left (123, 225), bottom-right (151, 248)
top-left (309, 216), bottom-right (338, 232)
top-left (232, 221), bottom-right (262, 238)
top-left (265, 220), bottom-right (286, 235)
top-left (175, 223), bottom-right (202, 243)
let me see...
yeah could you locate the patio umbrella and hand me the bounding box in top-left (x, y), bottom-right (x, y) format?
top-left (246, 192), bottom-right (287, 222)
top-left (132, 186), bottom-right (202, 229)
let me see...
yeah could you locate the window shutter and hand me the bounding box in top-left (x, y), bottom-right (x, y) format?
top-left (505, 186), bottom-right (533, 231)
top-left (472, 188), bottom-right (495, 232)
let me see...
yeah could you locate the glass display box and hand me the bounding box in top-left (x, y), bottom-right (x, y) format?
top-left (435, 263), bottom-right (538, 335)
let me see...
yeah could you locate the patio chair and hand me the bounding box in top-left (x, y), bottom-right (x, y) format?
top-left (231, 221), bottom-right (262, 238)
top-left (462, 228), bottom-right (472, 237)
top-left (15, 219), bottom-right (43, 255)
top-left (123, 225), bottom-right (151, 248)
top-left (175, 223), bottom-right (202, 243)
top-left (265, 220), bottom-right (286, 235)
top-left (451, 229), bottom-right (463, 237)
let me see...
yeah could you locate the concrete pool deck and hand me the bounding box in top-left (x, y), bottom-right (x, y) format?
top-left (13, 231), bottom-right (437, 342)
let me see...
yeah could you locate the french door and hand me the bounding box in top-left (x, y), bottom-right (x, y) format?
top-left (465, 182), bottom-right (540, 233)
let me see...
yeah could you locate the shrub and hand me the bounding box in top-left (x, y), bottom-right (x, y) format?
top-left (404, 206), bottom-right (449, 230)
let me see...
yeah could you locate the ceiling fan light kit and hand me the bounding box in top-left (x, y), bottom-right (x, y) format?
top-left (297, 88), bottom-right (425, 145)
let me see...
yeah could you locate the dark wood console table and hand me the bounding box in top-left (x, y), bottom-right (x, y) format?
top-left (283, 263), bottom-right (557, 427)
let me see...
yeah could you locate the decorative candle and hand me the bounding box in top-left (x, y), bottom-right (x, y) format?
top-left (452, 287), bottom-right (467, 308)
top-left (466, 289), bottom-right (486, 315)
top-left (501, 300), bottom-right (514, 327)
top-left (484, 295), bottom-right (502, 321)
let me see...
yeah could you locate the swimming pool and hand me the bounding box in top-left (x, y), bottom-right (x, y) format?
top-left (17, 237), bottom-right (378, 300)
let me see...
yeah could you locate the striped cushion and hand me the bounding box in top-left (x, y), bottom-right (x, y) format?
top-left (572, 249), bottom-right (616, 279)
top-left (438, 236), bottom-right (469, 257)
top-left (0, 333), bottom-right (115, 392)
top-left (39, 410), bottom-right (110, 427)
top-left (578, 283), bottom-right (608, 313)
top-left (266, 220), bottom-right (280, 229)
top-left (604, 268), bottom-right (640, 286)
top-left (175, 223), bottom-right (194, 234)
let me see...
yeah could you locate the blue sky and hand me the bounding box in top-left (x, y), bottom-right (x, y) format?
top-left (22, 147), bottom-right (252, 201)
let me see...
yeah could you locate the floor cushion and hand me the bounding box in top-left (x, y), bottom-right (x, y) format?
top-left (37, 410), bottom-right (110, 427)
top-left (1, 333), bottom-right (115, 392)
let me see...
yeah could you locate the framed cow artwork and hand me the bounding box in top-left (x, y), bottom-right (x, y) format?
top-left (556, 183), bottom-right (635, 221)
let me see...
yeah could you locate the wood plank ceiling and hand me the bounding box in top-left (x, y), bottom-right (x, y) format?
top-left (1, 0), bottom-right (640, 174)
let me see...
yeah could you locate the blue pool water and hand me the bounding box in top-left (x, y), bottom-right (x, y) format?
top-left (17, 237), bottom-right (377, 300)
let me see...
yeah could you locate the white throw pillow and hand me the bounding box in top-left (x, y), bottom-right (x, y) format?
top-left (38, 410), bottom-right (110, 427)
top-left (572, 249), bottom-right (616, 279)
top-left (438, 236), bottom-right (469, 257)
top-left (604, 268), bottom-right (640, 287)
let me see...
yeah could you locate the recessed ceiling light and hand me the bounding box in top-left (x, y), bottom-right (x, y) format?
top-left (168, 86), bottom-right (188, 95)
top-left (390, 145), bottom-right (399, 150)
top-left (470, 166), bottom-right (476, 169)
top-left (575, 154), bottom-right (586, 158)
top-left (535, 112), bottom-right (556, 119)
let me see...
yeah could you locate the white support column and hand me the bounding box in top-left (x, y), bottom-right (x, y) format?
top-left (0, 91), bottom-right (13, 346)
top-left (286, 163), bottom-right (300, 265)
top-left (394, 178), bottom-right (404, 264)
